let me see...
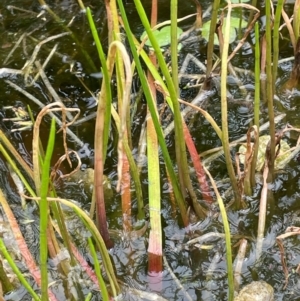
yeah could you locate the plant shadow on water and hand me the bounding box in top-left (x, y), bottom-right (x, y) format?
top-left (0, 0), bottom-right (300, 300)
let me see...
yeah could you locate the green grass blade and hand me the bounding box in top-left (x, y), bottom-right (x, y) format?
top-left (147, 96), bottom-right (162, 273)
top-left (84, 293), bottom-right (92, 301)
top-left (71, 204), bottom-right (120, 296)
top-left (251, 22), bottom-right (261, 186)
top-left (0, 129), bottom-right (33, 179)
top-left (39, 117), bottom-right (56, 301)
top-left (254, 22), bottom-right (260, 128)
top-left (0, 144), bottom-right (36, 198)
top-left (273, 0), bottom-right (284, 90)
top-left (87, 237), bottom-right (109, 301)
top-left (206, 0), bottom-right (220, 76)
top-left (171, 0), bottom-right (179, 96)
top-left (221, 6), bottom-right (242, 206)
top-left (204, 166), bottom-right (234, 301)
top-left (265, 0), bottom-right (276, 176)
top-left (0, 238), bottom-right (41, 301)
top-left (123, 140), bottom-right (145, 220)
top-left (147, 142), bottom-right (163, 270)
top-left (86, 7), bottom-right (112, 162)
top-left (0, 255), bottom-right (14, 292)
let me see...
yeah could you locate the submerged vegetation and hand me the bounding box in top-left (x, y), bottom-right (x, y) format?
top-left (0, 0), bottom-right (300, 300)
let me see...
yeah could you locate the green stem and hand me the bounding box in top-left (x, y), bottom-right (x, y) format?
top-left (265, 0), bottom-right (276, 178)
top-left (273, 0), bottom-right (284, 90)
top-left (171, 0), bottom-right (179, 95)
top-left (40, 118), bottom-right (56, 301)
top-left (221, 6), bottom-right (241, 206)
top-left (204, 166), bottom-right (234, 301)
top-left (0, 239), bottom-right (41, 301)
top-left (86, 7), bottom-right (112, 162)
top-left (86, 7), bottom-right (113, 247)
top-left (88, 238), bottom-right (109, 301)
top-left (206, 0), bottom-right (220, 76)
top-left (0, 257), bottom-right (14, 293)
top-left (251, 22), bottom-right (261, 187)
top-left (71, 205), bottom-right (120, 296)
top-left (0, 144), bottom-right (36, 197)
top-left (248, 0), bottom-right (258, 26)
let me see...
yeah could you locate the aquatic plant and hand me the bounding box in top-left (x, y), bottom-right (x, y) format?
top-left (1, 0), bottom-right (300, 300)
top-left (0, 103), bottom-right (120, 300)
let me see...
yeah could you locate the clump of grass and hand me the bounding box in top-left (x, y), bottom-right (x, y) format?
top-left (0, 103), bottom-right (119, 300)
top-left (3, 0), bottom-right (300, 300)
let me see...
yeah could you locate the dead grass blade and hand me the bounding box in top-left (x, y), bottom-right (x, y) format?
top-left (276, 227), bottom-right (300, 289)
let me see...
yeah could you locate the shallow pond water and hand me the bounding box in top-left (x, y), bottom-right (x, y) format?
top-left (1, 0), bottom-right (300, 300)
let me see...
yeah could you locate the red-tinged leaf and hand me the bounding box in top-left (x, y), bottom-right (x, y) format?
top-left (183, 123), bottom-right (213, 204)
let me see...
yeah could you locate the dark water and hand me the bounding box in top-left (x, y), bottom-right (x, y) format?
top-left (1, 0), bottom-right (300, 300)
